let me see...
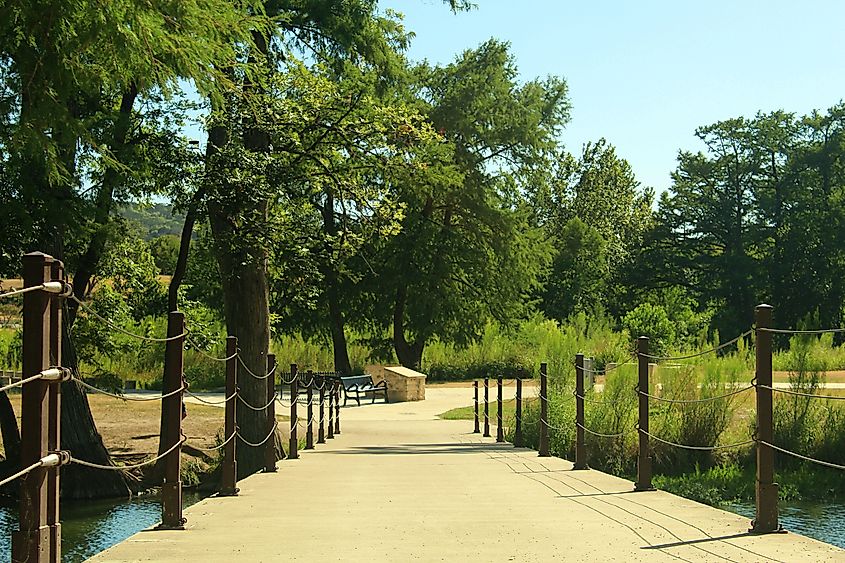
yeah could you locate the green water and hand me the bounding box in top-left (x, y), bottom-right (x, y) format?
top-left (0, 492), bottom-right (206, 562)
top-left (726, 501), bottom-right (845, 548)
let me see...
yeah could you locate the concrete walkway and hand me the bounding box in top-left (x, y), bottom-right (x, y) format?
top-left (92, 387), bottom-right (843, 562)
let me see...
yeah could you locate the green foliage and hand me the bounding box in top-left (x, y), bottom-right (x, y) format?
top-left (149, 235), bottom-right (181, 275)
top-left (621, 303), bottom-right (674, 356)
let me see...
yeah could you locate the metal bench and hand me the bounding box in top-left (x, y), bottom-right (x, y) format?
top-left (339, 375), bottom-right (388, 406)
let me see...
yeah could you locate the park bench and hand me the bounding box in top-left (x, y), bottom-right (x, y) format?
top-left (339, 375), bottom-right (388, 406)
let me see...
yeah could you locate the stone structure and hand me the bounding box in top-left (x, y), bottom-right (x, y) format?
top-left (366, 365), bottom-right (426, 402)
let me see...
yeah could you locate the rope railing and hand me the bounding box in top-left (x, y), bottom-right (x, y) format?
top-left (77, 379), bottom-right (185, 401)
top-left (577, 352), bottom-right (637, 375)
top-left (70, 295), bottom-right (186, 342)
top-left (185, 337), bottom-right (238, 362)
top-left (70, 439), bottom-right (184, 471)
top-left (757, 384), bottom-right (845, 401)
top-left (638, 384), bottom-right (754, 405)
top-left (758, 327), bottom-right (845, 335)
top-left (573, 391), bottom-right (633, 406)
top-left (185, 432), bottom-right (237, 453)
top-left (0, 453), bottom-right (68, 487)
top-left (638, 428), bottom-right (755, 451)
top-left (185, 389), bottom-right (238, 405)
top-left (238, 393), bottom-right (278, 412)
top-left (0, 281), bottom-right (72, 299)
top-left (575, 422), bottom-right (629, 439)
top-left (237, 421), bottom-right (279, 448)
top-left (761, 440), bottom-right (845, 471)
top-left (237, 355), bottom-right (277, 380)
top-left (638, 329), bottom-right (753, 361)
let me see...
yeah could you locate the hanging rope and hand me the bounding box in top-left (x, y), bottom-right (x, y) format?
top-left (638, 330), bottom-right (753, 361)
top-left (70, 439), bottom-right (183, 471)
top-left (70, 295), bottom-right (185, 342)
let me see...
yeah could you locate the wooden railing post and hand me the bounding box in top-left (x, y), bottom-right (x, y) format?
top-left (334, 382), bottom-right (341, 435)
top-left (159, 311), bottom-right (185, 528)
top-left (12, 252), bottom-right (54, 562)
top-left (514, 375), bottom-right (523, 448)
top-left (46, 259), bottom-right (63, 562)
top-left (220, 336), bottom-right (238, 495)
top-left (496, 376), bottom-right (504, 442)
top-left (318, 376), bottom-right (326, 444)
top-left (539, 362), bottom-right (550, 457)
top-left (264, 354), bottom-right (277, 472)
top-left (473, 380), bottom-right (480, 433)
top-left (753, 304), bottom-right (780, 533)
top-left (327, 378), bottom-right (335, 440)
top-left (483, 377), bottom-right (490, 437)
top-left (288, 364), bottom-right (299, 460)
top-left (635, 336), bottom-right (654, 491)
top-left (574, 353), bottom-right (588, 470)
top-left (305, 370), bottom-right (314, 450)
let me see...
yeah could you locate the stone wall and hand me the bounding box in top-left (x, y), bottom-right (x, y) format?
top-left (366, 365), bottom-right (426, 402)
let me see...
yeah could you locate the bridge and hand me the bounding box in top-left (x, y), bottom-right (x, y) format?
top-left (2, 252), bottom-right (844, 562)
top-left (90, 386), bottom-right (839, 562)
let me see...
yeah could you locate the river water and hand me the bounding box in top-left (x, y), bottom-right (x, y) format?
top-left (0, 496), bottom-right (842, 559)
top-left (0, 491), bottom-right (206, 562)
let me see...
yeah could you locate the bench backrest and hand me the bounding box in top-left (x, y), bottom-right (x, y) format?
top-left (340, 375), bottom-right (373, 389)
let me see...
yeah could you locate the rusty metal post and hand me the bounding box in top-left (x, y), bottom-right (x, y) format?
top-left (753, 304), bottom-right (780, 533)
top-left (635, 337), bottom-right (654, 492)
top-left (515, 376), bottom-right (523, 448)
top-left (574, 354), bottom-right (589, 470)
top-left (318, 377), bottom-right (326, 444)
top-left (159, 311), bottom-right (186, 528)
top-left (496, 376), bottom-right (504, 442)
top-left (473, 380), bottom-right (480, 433)
top-left (12, 252), bottom-right (53, 562)
top-left (327, 378), bottom-right (335, 440)
top-left (288, 364), bottom-right (299, 460)
top-left (483, 377), bottom-right (490, 437)
top-left (305, 370), bottom-right (314, 450)
top-left (334, 382), bottom-right (341, 435)
top-left (263, 354), bottom-right (277, 472)
top-left (46, 259), bottom-right (62, 561)
top-left (220, 336), bottom-right (238, 495)
top-left (539, 362), bottom-right (550, 457)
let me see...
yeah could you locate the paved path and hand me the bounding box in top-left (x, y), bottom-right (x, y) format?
top-left (93, 387), bottom-right (843, 562)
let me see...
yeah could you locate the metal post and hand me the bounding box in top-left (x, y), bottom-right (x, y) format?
top-left (327, 378), bottom-right (335, 439)
top-left (496, 376), bottom-right (504, 442)
top-left (305, 370), bottom-right (314, 450)
top-left (635, 336), bottom-right (654, 491)
top-left (12, 252), bottom-right (53, 562)
top-left (220, 336), bottom-right (238, 495)
top-left (46, 259), bottom-right (62, 562)
top-left (264, 354), bottom-right (277, 472)
top-left (334, 382), bottom-right (341, 435)
top-left (159, 311), bottom-right (185, 529)
top-left (318, 377), bottom-right (326, 444)
top-left (574, 353), bottom-right (588, 470)
top-left (473, 380), bottom-right (480, 433)
top-left (483, 377), bottom-right (490, 437)
top-left (288, 364), bottom-right (298, 460)
top-left (753, 304), bottom-right (780, 533)
top-left (515, 376), bottom-right (523, 448)
top-left (539, 362), bottom-right (550, 457)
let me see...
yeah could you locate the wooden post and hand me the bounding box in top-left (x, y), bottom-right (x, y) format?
top-left (753, 304), bottom-right (780, 533)
top-left (635, 336), bottom-right (654, 491)
top-left (318, 377), bottom-right (326, 444)
top-left (574, 353), bottom-right (588, 470)
top-left (539, 363), bottom-right (550, 457)
top-left (334, 382), bottom-right (341, 435)
top-left (12, 252), bottom-right (53, 562)
top-left (327, 378), bottom-right (335, 440)
top-left (46, 259), bottom-right (62, 562)
top-left (305, 370), bottom-right (314, 450)
top-left (483, 377), bottom-right (490, 437)
top-left (473, 381), bottom-right (480, 434)
top-left (496, 376), bottom-right (504, 442)
top-left (288, 364), bottom-right (299, 460)
top-left (514, 376), bottom-right (523, 448)
top-left (220, 336), bottom-right (238, 495)
top-left (159, 311), bottom-right (185, 528)
top-left (264, 354), bottom-right (277, 472)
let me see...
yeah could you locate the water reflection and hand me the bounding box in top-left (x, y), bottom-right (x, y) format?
top-left (728, 501), bottom-right (845, 549)
top-left (0, 492), bottom-right (206, 562)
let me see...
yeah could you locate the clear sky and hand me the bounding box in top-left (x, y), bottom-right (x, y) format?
top-left (380, 0), bottom-right (845, 194)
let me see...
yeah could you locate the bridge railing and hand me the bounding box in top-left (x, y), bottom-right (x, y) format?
top-left (0, 251), bottom-right (346, 562)
top-left (473, 302), bottom-right (845, 537)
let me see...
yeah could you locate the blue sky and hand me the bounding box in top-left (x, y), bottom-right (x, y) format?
top-left (380, 1), bottom-right (845, 194)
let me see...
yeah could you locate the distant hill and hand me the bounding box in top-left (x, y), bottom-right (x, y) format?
top-left (120, 203), bottom-right (184, 240)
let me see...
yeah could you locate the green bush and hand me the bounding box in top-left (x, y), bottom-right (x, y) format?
top-left (622, 303), bottom-right (674, 356)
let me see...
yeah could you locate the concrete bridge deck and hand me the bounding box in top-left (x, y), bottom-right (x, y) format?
top-left (92, 387), bottom-right (843, 562)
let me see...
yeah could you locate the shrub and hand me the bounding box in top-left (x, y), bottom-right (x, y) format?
top-left (622, 303), bottom-right (674, 356)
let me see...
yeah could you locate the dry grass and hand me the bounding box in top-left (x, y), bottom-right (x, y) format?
top-left (1, 394), bottom-right (290, 465)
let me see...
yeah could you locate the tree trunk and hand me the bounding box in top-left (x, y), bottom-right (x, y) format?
top-left (326, 280), bottom-right (352, 375)
top-left (0, 390), bottom-right (21, 462)
top-left (392, 285), bottom-right (425, 369)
